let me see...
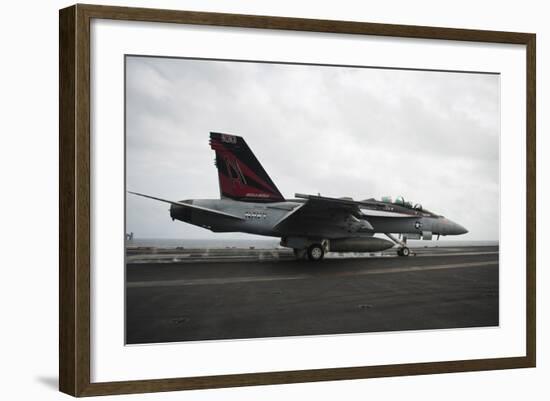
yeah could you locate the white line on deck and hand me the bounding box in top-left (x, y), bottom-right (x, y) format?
top-left (127, 260), bottom-right (498, 288)
top-left (412, 251), bottom-right (499, 257)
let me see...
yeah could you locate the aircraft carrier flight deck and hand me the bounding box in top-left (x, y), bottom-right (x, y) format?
top-left (126, 245), bottom-right (499, 344)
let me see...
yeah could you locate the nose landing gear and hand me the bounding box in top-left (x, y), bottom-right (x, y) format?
top-left (385, 233), bottom-right (412, 257)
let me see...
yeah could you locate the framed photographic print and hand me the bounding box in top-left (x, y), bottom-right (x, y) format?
top-left (59, 4), bottom-right (536, 397)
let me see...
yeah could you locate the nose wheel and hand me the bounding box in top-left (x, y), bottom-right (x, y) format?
top-left (385, 233), bottom-right (413, 257)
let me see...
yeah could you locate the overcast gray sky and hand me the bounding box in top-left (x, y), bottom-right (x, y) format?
top-left (125, 56), bottom-right (499, 241)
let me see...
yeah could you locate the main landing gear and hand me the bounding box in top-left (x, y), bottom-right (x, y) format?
top-left (397, 247), bottom-right (410, 257)
top-left (307, 244), bottom-right (325, 261)
top-left (385, 233), bottom-right (411, 257)
top-left (293, 243), bottom-right (325, 261)
top-left (283, 237), bottom-right (329, 262)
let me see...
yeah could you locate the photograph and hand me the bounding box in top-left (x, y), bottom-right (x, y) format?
top-left (54, 2), bottom-right (537, 396)
top-left (124, 55), bottom-right (500, 345)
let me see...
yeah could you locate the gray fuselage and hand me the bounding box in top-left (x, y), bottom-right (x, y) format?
top-left (170, 198), bottom-right (467, 240)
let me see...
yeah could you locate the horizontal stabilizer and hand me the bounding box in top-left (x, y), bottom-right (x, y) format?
top-left (128, 191), bottom-right (244, 220)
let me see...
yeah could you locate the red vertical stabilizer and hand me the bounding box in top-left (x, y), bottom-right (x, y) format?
top-left (209, 132), bottom-right (285, 202)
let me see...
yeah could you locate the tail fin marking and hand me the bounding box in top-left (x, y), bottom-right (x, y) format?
top-left (209, 132), bottom-right (285, 202)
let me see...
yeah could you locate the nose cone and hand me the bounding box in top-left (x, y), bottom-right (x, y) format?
top-left (455, 223), bottom-right (468, 235)
top-left (449, 219), bottom-right (468, 235)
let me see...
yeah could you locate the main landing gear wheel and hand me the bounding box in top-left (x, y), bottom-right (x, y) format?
top-left (397, 247), bottom-right (410, 257)
top-left (307, 244), bottom-right (325, 261)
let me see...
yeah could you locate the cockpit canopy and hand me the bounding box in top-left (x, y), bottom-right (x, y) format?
top-left (380, 195), bottom-right (423, 211)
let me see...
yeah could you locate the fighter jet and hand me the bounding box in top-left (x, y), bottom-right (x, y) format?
top-left (129, 132), bottom-right (468, 261)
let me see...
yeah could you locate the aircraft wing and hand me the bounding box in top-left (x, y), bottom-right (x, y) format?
top-left (128, 191), bottom-right (244, 220)
top-left (274, 193), bottom-right (418, 232)
top-left (294, 193), bottom-right (385, 208)
top-left (295, 193), bottom-right (419, 218)
top-left (273, 193), bottom-right (368, 231)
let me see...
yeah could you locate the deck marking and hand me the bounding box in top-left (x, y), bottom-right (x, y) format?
top-left (127, 260), bottom-right (498, 288)
top-left (126, 250), bottom-right (499, 263)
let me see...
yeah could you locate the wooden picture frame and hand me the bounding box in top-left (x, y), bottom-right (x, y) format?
top-left (59, 3), bottom-right (536, 397)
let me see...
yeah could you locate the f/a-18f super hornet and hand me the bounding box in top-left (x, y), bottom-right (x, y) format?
top-left (129, 132), bottom-right (468, 261)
